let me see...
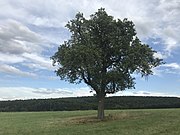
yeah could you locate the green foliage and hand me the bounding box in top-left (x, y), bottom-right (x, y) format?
top-left (0, 109), bottom-right (180, 135)
top-left (0, 96), bottom-right (180, 112)
top-left (51, 8), bottom-right (163, 95)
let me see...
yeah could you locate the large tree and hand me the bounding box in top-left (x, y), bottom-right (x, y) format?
top-left (51, 8), bottom-right (163, 120)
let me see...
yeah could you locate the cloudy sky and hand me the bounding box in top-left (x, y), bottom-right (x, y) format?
top-left (0, 0), bottom-right (180, 100)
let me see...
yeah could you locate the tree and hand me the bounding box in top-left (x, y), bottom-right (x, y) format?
top-left (51, 8), bottom-right (163, 120)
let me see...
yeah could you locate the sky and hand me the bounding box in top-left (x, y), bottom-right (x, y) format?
top-left (0, 0), bottom-right (180, 100)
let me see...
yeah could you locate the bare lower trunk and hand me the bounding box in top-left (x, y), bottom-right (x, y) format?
top-left (97, 94), bottom-right (105, 120)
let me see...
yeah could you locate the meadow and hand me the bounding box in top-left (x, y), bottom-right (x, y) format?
top-left (0, 109), bottom-right (180, 135)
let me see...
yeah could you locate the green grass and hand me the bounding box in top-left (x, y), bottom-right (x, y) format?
top-left (0, 109), bottom-right (180, 135)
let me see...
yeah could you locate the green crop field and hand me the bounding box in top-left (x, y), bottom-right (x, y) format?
top-left (0, 109), bottom-right (180, 135)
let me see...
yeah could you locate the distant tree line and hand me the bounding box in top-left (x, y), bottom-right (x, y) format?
top-left (0, 96), bottom-right (180, 112)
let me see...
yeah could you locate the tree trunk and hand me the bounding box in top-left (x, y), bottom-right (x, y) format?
top-left (97, 93), bottom-right (105, 120)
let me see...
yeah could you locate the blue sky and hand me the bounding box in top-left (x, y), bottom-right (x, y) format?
top-left (0, 0), bottom-right (180, 100)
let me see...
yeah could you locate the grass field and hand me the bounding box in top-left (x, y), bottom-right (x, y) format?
top-left (0, 109), bottom-right (180, 135)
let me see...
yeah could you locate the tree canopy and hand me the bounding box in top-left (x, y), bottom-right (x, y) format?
top-left (51, 8), bottom-right (163, 119)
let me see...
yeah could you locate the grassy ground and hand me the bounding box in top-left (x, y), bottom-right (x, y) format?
top-left (0, 109), bottom-right (180, 135)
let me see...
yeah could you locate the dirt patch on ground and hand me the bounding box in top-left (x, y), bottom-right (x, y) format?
top-left (68, 112), bottom-right (137, 124)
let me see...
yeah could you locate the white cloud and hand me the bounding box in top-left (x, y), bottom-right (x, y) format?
top-left (1, 0), bottom-right (179, 63)
top-left (152, 67), bottom-right (163, 77)
top-left (1, 0), bottom-right (180, 53)
top-left (0, 19), bottom-right (44, 54)
top-left (112, 90), bottom-right (180, 97)
top-left (0, 52), bottom-right (54, 75)
top-left (155, 0), bottom-right (180, 51)
top-left (22, 53), bottom-right (54, 71)
top-left (0, 86), bottom-right (179, 101)
top-left (163, 63), bottom-right (180, 70)
top-left (153, 63), bottom-right (180, 76)
top-left (0, 87), bottom-right (93, 101)
top-left (0, 64), bottom-right (36, 77)
top-left (0, 19), bottom-right (54, 75)
top-left (133, 91), bottom-right (151, 95)
top-left (0, 53), bottom-right (25, 64)
top-left (153, 51), bottom-right (170, 59)
top-left (132, 90), bottom-right (180, 97)
top-left (32, 88), bottom-right (73, 95)
top-left (100, 0), bottom-right (180, 52)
